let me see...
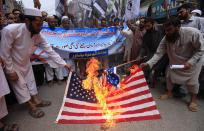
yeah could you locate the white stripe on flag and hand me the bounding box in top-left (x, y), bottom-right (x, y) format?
top-left (60, 110), bottom-right (159, 120)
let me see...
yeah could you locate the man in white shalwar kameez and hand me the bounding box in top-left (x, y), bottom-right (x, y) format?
top-left (44, 16), bottom-right (64, 85)
top-left (0, 8), bottom-right (72, 118)
top-left (0, 57), bottom-right (19, 131)
top-left (140, 17), bottom-right (204, 112)
top-left (116, 20), bottom-right (134, 62)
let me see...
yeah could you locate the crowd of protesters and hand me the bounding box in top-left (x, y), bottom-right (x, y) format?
top-left (0, 2), bottom-right (204, 131)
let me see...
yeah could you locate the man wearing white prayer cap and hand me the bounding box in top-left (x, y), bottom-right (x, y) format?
top-left (191, 9), bottom-right (202, 16)
top-left (0, 8), bottom-right (72, 118)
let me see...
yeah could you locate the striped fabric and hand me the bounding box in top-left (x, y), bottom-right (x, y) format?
top-left (56, 69), bottom-right (161, 124)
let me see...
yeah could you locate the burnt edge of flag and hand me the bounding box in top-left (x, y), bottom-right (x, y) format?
top-left (56, 71), bottom-right (73, 123)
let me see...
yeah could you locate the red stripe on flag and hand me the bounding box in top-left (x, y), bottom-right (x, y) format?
top-left (64, 102), bottom-right (100, 110)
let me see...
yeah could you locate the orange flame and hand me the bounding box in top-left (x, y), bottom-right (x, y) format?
top-left (129, 65), bottom-right (139, 74)
top-left (82, 58), bottom-right (121, 129)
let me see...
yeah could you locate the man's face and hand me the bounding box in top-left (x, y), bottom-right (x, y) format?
top-left (165, 24), bottom-right (180, 42)
top-left (62, 19), bottom-right (70, 29)
top-left (13, 11), bottom-right (21, 22)
top-left (177, 8), bottom-right (189, 20)
top-left (29, 17), bottom-right (43, 34)
top-left (139, 19), bottom-right (145, 28)
top-left (7, 14), bottom-right (15, 23)
top-left (13, 11), bottom-right (21, 18)
top-left (54, 18), bottom-right (59, 27)
top-left (126, 21), bottom-right (132, 29)
top-left (72, 18), bottom-right (78, 26)
top-left (48, 17), bottom-right (56, 29)
top-left (114, 20), bottom-right (119, 26)
top-left (101, 20), bottom-right (107, 27)
top-left (145, 22), bottom-right (153, 31)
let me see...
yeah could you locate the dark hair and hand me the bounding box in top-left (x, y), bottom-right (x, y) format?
top-left (12, 9), bottom-right (21, 14)
top-left (177, 4), bottom-right (191, 12)
top-left (164, 17), bottom-right (181, 27)
top-left (144, 17), bottom-right (154, 24)
top-left (114, 18), bottom-right (120, 22)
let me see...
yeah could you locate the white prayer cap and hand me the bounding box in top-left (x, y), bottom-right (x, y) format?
top-left (135, 20), bottom-right (140, 26)
top-left (47, 15), bottom-right (55, 19)
top-left (24, 8), bottom-right (42, 17)
top-left (61, 16), bottom-right (69, 23)
top-left (191, 9), bottom-right (202, 16)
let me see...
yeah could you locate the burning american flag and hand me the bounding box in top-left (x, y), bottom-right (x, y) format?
top-left (56, 58), bottom-right (161, 125)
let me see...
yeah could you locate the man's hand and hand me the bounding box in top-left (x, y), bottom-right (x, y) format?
top-left (7, 72), bottom-right (19, 81)
top-left (183, 62), bottom-right (192, 70)
top-left (135, 56), bottom-right (141, 62)
top-left (33, 0), bottom-right (41, 9)
top-left (0, 57), bottom-right (6, 69)
top-left (140, 62), bottom-right (149, 68)
top-left (65, 64), bottom-right (72, 71)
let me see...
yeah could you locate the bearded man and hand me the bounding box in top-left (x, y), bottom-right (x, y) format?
top-left (0, 8), bottom-right (72, 118)
top-left (140, 17), bottom-right (204, 112)
top-left (177, 4), bottom-right (204, 38)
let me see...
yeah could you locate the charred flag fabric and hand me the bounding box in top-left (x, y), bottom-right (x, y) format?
top-left (56, 69), bottom-right (161, 124)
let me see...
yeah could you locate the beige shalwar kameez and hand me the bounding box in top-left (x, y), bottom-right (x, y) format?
top-left (147, 27), bottom-right (204, 94)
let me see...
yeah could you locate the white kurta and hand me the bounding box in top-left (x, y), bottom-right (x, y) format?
top-left (0, 96), bottom-right (8, 119)
top-left (0, 65), bottom-right (10, 119)
top-left (45, 62), bottom-right (63, 81)
top-left (121, 29), bottom-right (134, 62)
top-left (0, 23), bottom-right (67, 104)
top-left (0, 65), bottom-right (10, 98)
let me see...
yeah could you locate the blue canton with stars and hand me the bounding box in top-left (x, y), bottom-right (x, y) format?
top-left (107, 67), bottom-right (119, 87)
top-left (67, 72), bottom-right (97, 103)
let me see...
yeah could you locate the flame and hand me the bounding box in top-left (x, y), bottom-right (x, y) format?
top-left (129, 65), bottom-right (139, 74)
top-left (82, 58), bottom-right (121, 129)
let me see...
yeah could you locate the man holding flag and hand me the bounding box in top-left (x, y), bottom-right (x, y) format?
top-left (140, 17), bottom-right (204, 112)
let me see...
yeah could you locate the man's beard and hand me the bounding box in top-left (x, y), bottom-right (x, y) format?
top-left (139, 24), bottom-right (144, 29)
top-left (166, 30), bottom-right (180, 43)
top-left (29, 23), bottom-right (40, 36)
